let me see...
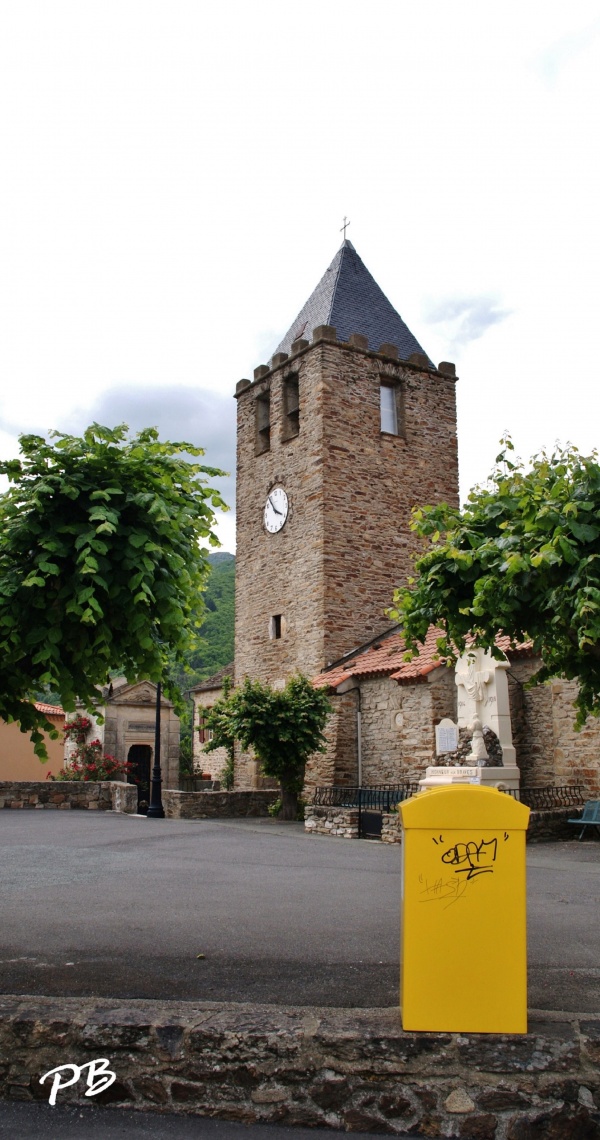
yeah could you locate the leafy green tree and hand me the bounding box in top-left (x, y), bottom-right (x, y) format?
top-left (390, 441), bottom-right (600, 728)
top-left (204, 674), bottom-right (332, 817)
top-left (186, 553), bottom-right (235, 680)
top-left (0, 424), bottom-right (226, 755)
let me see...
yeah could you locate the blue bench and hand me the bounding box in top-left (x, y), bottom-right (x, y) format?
top-left (568, 800), bottom-right (600, 840)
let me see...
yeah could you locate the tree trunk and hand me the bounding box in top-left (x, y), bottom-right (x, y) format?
top-left (279, 786), bottom-right (298, 820)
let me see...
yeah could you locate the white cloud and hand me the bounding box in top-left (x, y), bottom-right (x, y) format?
top-left (423, 297), bottom-right (512, 353)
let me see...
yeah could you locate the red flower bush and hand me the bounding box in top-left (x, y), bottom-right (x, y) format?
top-left (52, 724), bottom-right (134, 782)
top-left (63, 714), bottom-right (92, 744)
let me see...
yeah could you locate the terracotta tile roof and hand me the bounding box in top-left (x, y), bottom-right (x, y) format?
top-left (34, 702), bottom-right (65, 716)
top-left (314, 628), bottom-right (532, 691)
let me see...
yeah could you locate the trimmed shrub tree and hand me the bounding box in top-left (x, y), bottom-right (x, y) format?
top-left (204, 674), bottom-right (332, 818)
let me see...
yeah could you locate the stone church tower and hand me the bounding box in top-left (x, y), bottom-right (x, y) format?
top-left (234, 240), bottom-right (459, 696)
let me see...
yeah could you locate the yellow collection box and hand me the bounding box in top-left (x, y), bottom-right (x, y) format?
top-left (399, 784), bottom-right (530, 1034)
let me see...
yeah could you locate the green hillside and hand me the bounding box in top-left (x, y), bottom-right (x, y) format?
top-left (187, 551), bottom-right (235, 680)
top-left (172, 552), bottom-right (235, 770)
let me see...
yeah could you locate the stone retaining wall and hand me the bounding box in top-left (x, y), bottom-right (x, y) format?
top-left (0, 780), bottom-right (134, 812)
top-left (381, 810), bottom-right (401, 843)
top-left (527, 807), bottom-right (586, 842)
top-left (304, 806), bottom-right (359, 838)
top-left (307, 805), bottom-right (588, 844)
top-left (162, 790), bottom-right (278, 820)
top-left (108, 782), bottom-right (138, 815)
top-left (1, 996), bottom-right (599, 1137)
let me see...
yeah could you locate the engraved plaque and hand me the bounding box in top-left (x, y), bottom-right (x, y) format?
top-left (435, 718), bottom-right (459, 754)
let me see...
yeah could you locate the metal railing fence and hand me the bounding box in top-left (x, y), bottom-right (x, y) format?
top-left (312, 783), bottom-right (587, 812)
top-left (518, 785), bottom-right (586, 810)
top-left (311, 783), bottom-right (420, 811)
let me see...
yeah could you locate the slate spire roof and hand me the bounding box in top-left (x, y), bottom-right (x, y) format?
top-left (273, 240), bottom-right (430, 363)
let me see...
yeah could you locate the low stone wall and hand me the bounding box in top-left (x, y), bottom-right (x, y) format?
top-left (528, 807), bottom-right (586, 842)
top-left (109, 782), bottom-right (138, 815)
top-left (304, 806), bottom-right (359, 838)
top-left (381, 810), bottom-right (402, 843)
top-left (308, 805), bottom-right (589, 844)
top-left (1, 996), bottom-right (599, 1136)
top-left (0, 780), bottom-right (138, 814)
top-left (384, 809), bottom-right (586, 844)
top-left (162, 790), bottom-right (278, 820)
top-left (0, 780), bottom-right (113, 811)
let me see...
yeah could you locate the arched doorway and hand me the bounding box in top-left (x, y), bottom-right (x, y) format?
top-left (127, 745), bottom-right (152, 814)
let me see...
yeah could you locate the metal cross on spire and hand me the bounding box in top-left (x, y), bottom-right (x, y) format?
top-left (340, 216), bottom-right (351, 241)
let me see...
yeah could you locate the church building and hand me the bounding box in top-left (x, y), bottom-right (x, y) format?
top-left (197, 238), bottom-right (600, 802)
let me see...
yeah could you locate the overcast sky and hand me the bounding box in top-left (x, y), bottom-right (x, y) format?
top-left (1, 1), bottom-right (599, 553)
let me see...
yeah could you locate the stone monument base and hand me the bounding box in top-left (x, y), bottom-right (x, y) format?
top-left (420, 765), bottom-right (520, 792)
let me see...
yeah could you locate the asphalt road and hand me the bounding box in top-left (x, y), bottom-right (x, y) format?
top-left (0, 1101), bottom-right (414, 1140)
top-left (1, 812), bottom-right (599, 1013)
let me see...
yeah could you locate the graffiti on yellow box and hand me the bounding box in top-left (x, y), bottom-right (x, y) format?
top-left (418, 832), bottom-right (511, 907)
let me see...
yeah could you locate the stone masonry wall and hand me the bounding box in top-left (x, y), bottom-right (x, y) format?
top-left (507, 658), bottom-right (600, 796)
top-left (163, 790), bottom-right (278, 820)
top-left (358, 668), bottom-right (456, 787)
top-left (508, 658), bottom-right (556, 788)
top-left (528, 808), bottom-right (588, 842)
top-left (0, 781), bottom-right (137, 813)
top-left (110, 782), bottom-right (138, 814)
top-left (398, 672), bottom-right (455, 781)
top-left (0, 781), bottom-right (115, 811)
top-left (305, 691), bottom-right (358, 791)
top-left (191, 687), bottom-right (230, 781)
top-left (235, 342), bottom-right (326, 687)
top-left (2, 995), bottom-right (599, 1137)
top-left (321, 341), bottom-right (458, 669)
top-left (381, 810), bottom-right (402, 843)
top-left (378, 807), bottom-right (585, 845)
top-left (548, 679), bottom-right (600, 796)
top-left (304, 806), bottom-right (359, 838)
top-left (233, 744), bottom-right (255, 790)
top-left (234, 334), bottom-right (458, 691)
top-left (360, 676), bottom-right (406, 784)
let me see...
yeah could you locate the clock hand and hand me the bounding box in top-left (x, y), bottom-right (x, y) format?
top-left (268, 495), bottom-right (282, 515)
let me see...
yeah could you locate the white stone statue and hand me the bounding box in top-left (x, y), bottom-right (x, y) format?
top-left (467, 717), bottom-right (489, 764)
top-left (455, 653), bottom-right (491, 705)
top-left (421, 646), bottom-right (521, 793)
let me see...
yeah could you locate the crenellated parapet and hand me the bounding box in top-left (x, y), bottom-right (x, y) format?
top-left (235, 324), bottom-right (456, 399)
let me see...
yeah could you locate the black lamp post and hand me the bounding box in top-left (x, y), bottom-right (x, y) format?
top-left (147, 680), bottom-right (165, 819)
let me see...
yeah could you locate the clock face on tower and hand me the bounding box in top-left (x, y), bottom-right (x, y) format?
top-left (264, 487), bottom-right (289, 533)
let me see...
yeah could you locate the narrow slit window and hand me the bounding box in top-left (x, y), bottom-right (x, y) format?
top-left (283, 374), bottom-right (300, 438)
top-left (255, 392), bottom-right (271, 453)
top-left (380, 383), bottom-right (398, 434)
top-left (270, 614), bottom-right (283, 639)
